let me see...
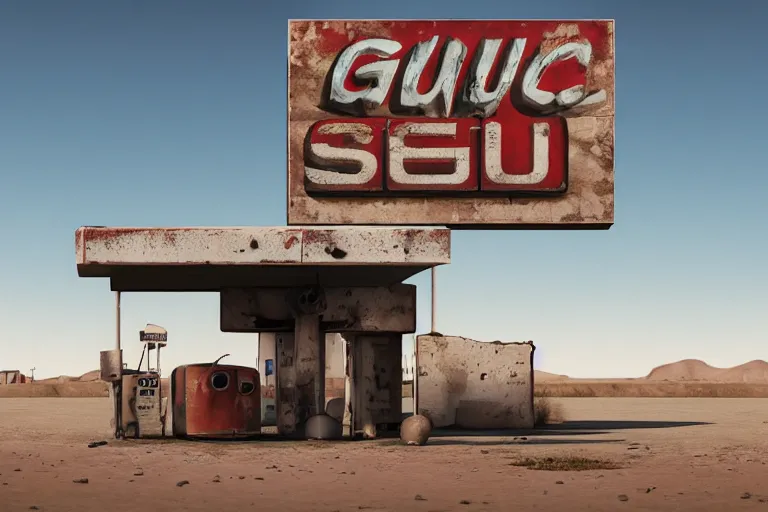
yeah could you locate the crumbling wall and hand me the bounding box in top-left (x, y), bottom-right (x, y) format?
top-left (416, 335), bottom-right (534, 429)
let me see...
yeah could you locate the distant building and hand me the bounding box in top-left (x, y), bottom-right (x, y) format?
top-left (0, 370), bottom-right (27, 385)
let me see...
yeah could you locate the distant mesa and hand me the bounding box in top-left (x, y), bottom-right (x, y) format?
top-left (644, 359), bottom-right (768, 383)
top-left (534, 370), bottom-right (570, 382)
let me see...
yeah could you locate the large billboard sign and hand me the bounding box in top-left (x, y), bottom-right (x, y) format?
top-left (288, 20), bottom-right (614, 228)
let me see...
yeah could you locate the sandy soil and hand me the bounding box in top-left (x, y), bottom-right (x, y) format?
top-left (1, 398), bottom-right (767, 511)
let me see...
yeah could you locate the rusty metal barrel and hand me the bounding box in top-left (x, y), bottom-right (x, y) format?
top-left (170, 363), bottom-right (261, 439)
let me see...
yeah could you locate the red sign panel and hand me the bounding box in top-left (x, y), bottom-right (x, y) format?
top-left (288, 20), bottom-right (614, 227)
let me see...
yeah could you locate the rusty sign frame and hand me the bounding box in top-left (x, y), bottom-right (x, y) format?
top-left (287, 19), bottom-right (615, 229)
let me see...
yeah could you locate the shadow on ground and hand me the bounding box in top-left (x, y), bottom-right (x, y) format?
top-left (430, 420), bottom-right (712, 438)
top-left (425, 438), bottom-right (626, 447)
top-left (544, 420), bottom-right (713, 430)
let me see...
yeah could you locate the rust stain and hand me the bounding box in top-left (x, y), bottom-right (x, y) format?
top-left (284, 235), bottom-right (299, 249)
top-left (173, 363), bottom-right (261, 438)
top-left (83, 227), bottom-right (199, 244)
top-left (301, 229), bottom-right (334, 246)
top-left (287, 20), bottom-right (614, 227)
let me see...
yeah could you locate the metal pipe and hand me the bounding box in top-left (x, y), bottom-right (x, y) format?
top-left (115, 291), bottom-right (122, 351)
top-left (413, 335), bottom-right (419, 415)
top-left (431, 267), bottom-right (436, 333)
top-left (114, 291), bottom-right (122, 439)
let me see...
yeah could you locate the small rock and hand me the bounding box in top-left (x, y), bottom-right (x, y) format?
top-left (133, 469), bottom-right (144, 476)
top-left (414, 495), bottom-right (427, 501)
top-left (254, 477), bottom-right (264, 480)
top-left (73, 478), bottom-right (89, 484)
top-left (212, 475), bottom-right (221, 483)
top-left (176, 480), bottom-right (189, 487)
top-left (556, 481), bottom-right (564, 485)
top-left (741, 493), bottom-right (752, 500)
top-left (618, 495), bottom-right (629, 502)
top-left (646, 487), bottom-right (656, 493)
top-left (30, 507), bottom-right (39, 510)
top-left (350, 471), bottom-right (355, 475)
top-left (129, 479), bottom-right (134, 482)
top-left (14, 469), bottom-right (21, 472)
top-left (87, 441), bottom-right (108, 448)
top-left (238, 476), bottom-right (245, 480)
top-left (460, 500), bottom-right (471, 505)
top-left (480, 450), bottom-right (489, 454)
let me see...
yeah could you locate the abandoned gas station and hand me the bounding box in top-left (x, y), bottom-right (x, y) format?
top-left (76, 19), bottom-right (614, 441)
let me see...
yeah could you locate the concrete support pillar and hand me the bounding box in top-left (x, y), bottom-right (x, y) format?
top-left (350, 334), bottom-right (403, 439)
top-left (276, 313), bottom-right (325, 438)
top-left (276, 333), bottom-right (296, 436)
top-left (294, 313), bottom-right (324, 426)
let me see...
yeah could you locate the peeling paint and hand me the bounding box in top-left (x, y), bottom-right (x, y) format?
top-left (287, 20), bottom-right (615, 227)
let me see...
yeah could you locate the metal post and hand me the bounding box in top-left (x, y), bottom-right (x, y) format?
top-left (431, 267), bottom-right (436, 333)
top-left (114, 291), bottom-right (123, 439)
top-left (115, 291), bottom-right (122, 351)
top-left (413, 333), bottom-right (419, 415)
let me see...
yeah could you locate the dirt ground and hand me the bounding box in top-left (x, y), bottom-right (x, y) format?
top-left (1, 398), bottom-right (767, 511)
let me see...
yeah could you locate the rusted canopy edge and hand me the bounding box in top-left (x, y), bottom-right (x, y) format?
top-left (75, 226), bottom-right (450, 290)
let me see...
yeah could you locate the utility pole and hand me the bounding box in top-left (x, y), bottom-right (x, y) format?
top-left (29, 367), bottom-right (35, 382)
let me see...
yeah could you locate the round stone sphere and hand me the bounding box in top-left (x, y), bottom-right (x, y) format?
top-left (304, 413), bottom-right (343, 440)
top-left (400, 415), bottom-right (432, 446)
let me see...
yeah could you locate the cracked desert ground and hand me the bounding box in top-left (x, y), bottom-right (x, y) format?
top-left (1, 398), bottom-right (767, 511)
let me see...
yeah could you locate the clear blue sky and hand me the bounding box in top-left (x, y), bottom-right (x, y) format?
top-left (1, 1), bottom-right (766, 380)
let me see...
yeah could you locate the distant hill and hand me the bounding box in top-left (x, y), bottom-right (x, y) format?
top-left (534, 370), bottom-right (570, 382)
top-left (645, 359), bottom-right (768, 383)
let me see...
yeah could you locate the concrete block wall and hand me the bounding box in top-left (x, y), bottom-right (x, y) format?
top-left (416, 335), bottom-right (535, 429)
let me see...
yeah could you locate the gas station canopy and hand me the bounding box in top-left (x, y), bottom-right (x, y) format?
top-left (76, 226), bottom-right (451, 291)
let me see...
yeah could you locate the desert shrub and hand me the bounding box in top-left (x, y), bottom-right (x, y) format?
top-left (533, 397), bottom-right (564, 426)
